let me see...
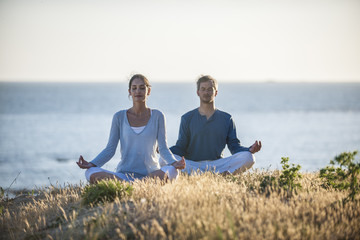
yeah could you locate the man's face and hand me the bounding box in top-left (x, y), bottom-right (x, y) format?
top-left (197, 81), bottom-right (217, 104)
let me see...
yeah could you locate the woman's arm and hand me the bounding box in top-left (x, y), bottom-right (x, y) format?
top-left (157, 111), bottom-right (181, 165)
top-left (90, 112), bottom-right (121, 167)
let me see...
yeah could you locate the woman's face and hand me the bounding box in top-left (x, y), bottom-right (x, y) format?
top-left (129, 78), bottom-right (151, 102)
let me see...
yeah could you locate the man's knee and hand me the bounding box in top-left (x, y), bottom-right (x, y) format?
top-left (235, 150), bottom-right (255, 161)
top-left (247, 151), bottom-right (256, 167)
top-left (233, 151), bottom-right (255, 170)
top-left (240, 151), bottom-right (255, 169)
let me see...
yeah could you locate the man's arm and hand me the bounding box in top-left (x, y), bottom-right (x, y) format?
top-left (226, 117), bottom-right (250, 154)
top-left (169, 115), bottom-right (189, 157)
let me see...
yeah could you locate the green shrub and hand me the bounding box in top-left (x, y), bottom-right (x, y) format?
top-left (320, 150), bottom-right (360, 202)
top-left (279, 157), bottom-right (302, 191)
top-left (0, 187), bottom-right (4, 200)
top-left (259, 175), bottom-right (277, 193)
top-left (260, 157), bottom-right (302, 196)
top-left (82, 179), bottom-right (133, 206)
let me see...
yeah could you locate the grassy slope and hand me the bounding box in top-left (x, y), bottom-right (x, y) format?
top-left (1, 171), bottom-right (359, 240)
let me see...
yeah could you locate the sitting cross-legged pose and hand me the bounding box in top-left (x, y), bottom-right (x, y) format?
top-left (77, 74), bottom-right (185, 183)
top-left (169, 75), bottom-right (261, 175)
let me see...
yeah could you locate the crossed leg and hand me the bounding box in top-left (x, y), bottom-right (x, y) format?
top-left (87, 158), bottom-right (185, 183)
top-left (89, 169), bottom-right (170, 184)
top-left (87, 166), bottom-right (182, 184)
top-left (170, 151), bottom-right (255, 175)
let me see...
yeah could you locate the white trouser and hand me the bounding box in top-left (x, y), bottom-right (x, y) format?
top-left (85, 165), bottom-right (178, 182)
top-left (170, 151), bottom-right (255, 175)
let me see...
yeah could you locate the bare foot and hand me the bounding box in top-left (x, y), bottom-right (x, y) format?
top-left (220, 171), bottom-right (232, 176)
top-left (89, 172), bottom-right (120, 184)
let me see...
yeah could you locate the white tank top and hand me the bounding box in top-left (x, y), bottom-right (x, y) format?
top-left (131, 126), bottom-right (146, 134)
top-left (130, 110), bottom-right (152, 134)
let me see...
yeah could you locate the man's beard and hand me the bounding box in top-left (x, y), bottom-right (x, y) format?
top-left (200, 96), bottom-right (213, 104)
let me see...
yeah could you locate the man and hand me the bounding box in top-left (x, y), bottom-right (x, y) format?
top-left (169, 75), bottom-right (261, 175)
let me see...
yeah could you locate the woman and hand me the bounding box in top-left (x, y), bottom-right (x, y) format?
top-left (76, 74), bottom-right (185, 183)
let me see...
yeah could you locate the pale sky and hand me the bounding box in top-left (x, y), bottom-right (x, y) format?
top-left (0, 0), bottom-right (359, 82)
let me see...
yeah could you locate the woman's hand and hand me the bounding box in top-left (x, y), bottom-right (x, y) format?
top-left (76, 155), bottom-right (96, 169)
top-left (171, 156), bottom-right (186, 170)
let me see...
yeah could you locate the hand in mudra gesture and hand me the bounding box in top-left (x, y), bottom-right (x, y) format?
top-left (249, 140), bottom-right (262, 154)
top-left (171, 157), bottom-right (186, 170)
top-left (76, 155), bottom-right (96, 169)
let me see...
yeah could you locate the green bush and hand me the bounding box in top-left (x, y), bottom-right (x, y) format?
top-left (259, 175), bottom-right (278, 195)
top-left (260, 157), bottom-right (302, 196)
top-left (320, 150), bottom-right (360, 202)
top-left (82, 179), bottom-right (133, 206)
top-left (279, 157), bottom-right (302, 191)
top-left (0, 187), bottom-right (4, 200)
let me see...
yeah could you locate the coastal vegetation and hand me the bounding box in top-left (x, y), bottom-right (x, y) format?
top-left (1, 152), bottom-right (359, 240)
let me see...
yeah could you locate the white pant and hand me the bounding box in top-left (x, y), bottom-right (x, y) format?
top-left (171, 151), bottom-right (255, 175)
top-left (85, 165), bottom-right (179, 182)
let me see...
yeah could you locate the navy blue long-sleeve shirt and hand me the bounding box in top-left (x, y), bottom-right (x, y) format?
top-left (170, 108), bottom-right (249, 161)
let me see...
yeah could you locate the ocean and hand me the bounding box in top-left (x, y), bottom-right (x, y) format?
top-left (0, 82), bottom-right (360, 190)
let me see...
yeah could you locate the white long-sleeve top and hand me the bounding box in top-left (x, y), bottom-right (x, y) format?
top-left (90, 109), bottom-right (177, 178)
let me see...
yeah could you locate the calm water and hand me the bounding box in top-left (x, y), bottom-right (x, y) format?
top-left (0, 82), bottom-right (360, 190)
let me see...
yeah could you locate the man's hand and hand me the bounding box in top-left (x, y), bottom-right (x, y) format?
top-left (249, 140), bottom-right (262, 154)
top-left (76, 155), bottom-right (96, 169)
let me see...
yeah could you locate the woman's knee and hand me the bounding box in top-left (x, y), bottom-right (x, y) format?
top-left (85, 167), bottom-right (100, 182)
top-left (161, 166), bottom-right (179, 181)
top-left (85, 168), bottom-right (93, 182)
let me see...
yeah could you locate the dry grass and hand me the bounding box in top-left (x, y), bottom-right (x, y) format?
top-left (1, 171), bottom-right (359, 240)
